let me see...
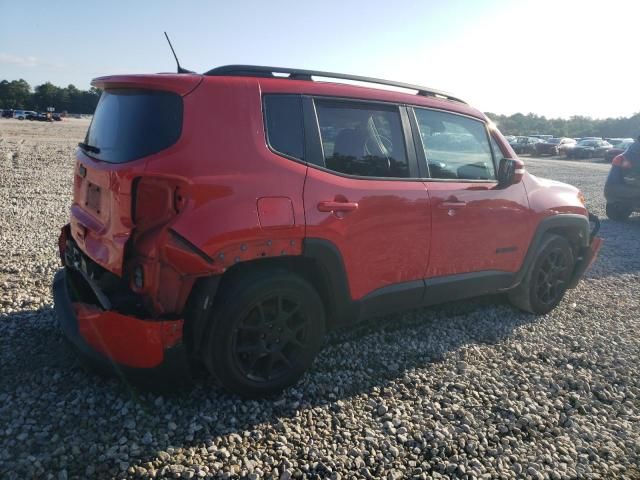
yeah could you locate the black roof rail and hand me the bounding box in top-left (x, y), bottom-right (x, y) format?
top-left (204, 65), bottom-right (467, 104)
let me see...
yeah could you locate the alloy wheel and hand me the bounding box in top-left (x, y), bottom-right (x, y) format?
top-left (534, 248), bottom-right (569, 305)
top-left (231, 294), bottom-right (310, 382)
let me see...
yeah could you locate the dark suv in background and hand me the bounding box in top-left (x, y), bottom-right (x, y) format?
top-left (509, 136), bottom-right (543, 155)
top-left (534, 137), bottom-right (576, 156)
top-left (566, 139), bottom-right (612, 159)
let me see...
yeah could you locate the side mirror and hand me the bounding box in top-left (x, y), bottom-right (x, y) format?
top-left (497, 158), bottom-right (525, 186)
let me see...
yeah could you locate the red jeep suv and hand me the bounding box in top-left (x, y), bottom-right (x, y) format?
top-left (53, 66), bottom-right (601, 396)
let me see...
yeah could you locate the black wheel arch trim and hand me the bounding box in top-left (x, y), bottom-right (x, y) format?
top-left (514, 213), bottom-right (592, 289)
top-left (183, 275), bottom-right (221, 359)
top-left (302, 238), bottom-right (360, 327)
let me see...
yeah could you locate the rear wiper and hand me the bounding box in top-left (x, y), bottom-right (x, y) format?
top-left (78, 142), bottom-right (100, 154)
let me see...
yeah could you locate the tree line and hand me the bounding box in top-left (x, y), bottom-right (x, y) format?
top-left (0, 79), bottom-right (101, 114)
top-left (486, 112), bottom-right (640, 139)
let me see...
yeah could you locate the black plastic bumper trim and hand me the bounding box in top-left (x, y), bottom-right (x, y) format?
top-left (567, 213), bottom-right (601, 289)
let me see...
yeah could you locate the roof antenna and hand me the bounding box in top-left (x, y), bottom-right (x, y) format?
top-left (164, 32), bottom-right (194, 74)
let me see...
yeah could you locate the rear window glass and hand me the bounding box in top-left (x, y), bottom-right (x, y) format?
top-left (263, 95), bottom-right (305, 161)
top-left (84, 89), bottom-right (182, 163)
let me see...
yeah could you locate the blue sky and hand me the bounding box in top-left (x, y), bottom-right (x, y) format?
top-left (1, 0), bottom-right (637, 118)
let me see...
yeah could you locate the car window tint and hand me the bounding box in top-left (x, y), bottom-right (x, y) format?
top-left (489, 137), bottom-right (502, 176)
top-left (85, 89), bottom-right (183, 164)
top-left (414, 108), bottom-right (496, 180)
top-left (315, 100), bottom-right (409, 178)
top-left (263, 95), bottom-right (304, 161)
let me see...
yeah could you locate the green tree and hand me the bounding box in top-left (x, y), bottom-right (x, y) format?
top-left (0, 79), bottom-right (32, 109)
top-left (486, 112), bottom-right (640, 139)
top-left (33, 82), bottom-right (61, 111)
top-left (0, 79), bottom-right (101, 113)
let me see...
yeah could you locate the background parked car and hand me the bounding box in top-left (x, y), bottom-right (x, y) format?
top-left (13, 110), bottom-right (37, 120)
top-left (0, 109), bottom-right (13, 118)
top-left (534, 137), bottom-right (577, 156)
top-left (606, 138), bottom-right (634, 148)
top-left (566, 139), bottom-right (612, 159)
top-left (604, 139), bottom-right (635, 162)
top-left (509, 136), bottom-right (543, 155)
top-left (529, 134), bottom-right (553, 141)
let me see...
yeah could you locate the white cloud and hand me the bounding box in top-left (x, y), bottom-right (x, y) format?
top-left (0, 53), bottom-right (40, 67)
top-left (0, 53), bottom-right (64, 69)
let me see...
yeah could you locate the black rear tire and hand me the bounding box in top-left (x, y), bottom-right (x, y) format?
top-left (203, 270), bottom-right (325, 397)
top-left (509, 234), bottom-right (574, 315)
top-left (606, 202), bottom-right (632, 221)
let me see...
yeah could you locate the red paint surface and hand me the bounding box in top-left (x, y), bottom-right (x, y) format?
top-left (73, 302), bottom-right (183, 368)
top-left (304, 169), bottom-right (431, 299)
top-left (425, 180), bottom-right (532, 277)
top-left (257, 197), bottom-right (295, 228)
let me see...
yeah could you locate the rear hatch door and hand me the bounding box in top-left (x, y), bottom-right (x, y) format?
top-left (69, 75), bottom-right (200, 276)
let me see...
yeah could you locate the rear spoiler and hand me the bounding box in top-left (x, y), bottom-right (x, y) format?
top-left (91, 74), bottom-right (203, 96)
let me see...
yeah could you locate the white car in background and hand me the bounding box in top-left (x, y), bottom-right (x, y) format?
top-left (13, 110), bottom-right (37, 120)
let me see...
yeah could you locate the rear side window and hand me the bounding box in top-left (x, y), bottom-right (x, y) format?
top-left (263, 95), bottom-right (304, 161)
top-left (414, 108), bottom-right (495, 180)
top-left (84, 89), bottom-right (182, 163)
top-left (315, 100), bottom-right (409, 178)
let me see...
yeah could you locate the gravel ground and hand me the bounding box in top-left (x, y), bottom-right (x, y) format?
top-left (1, 119), bottom-right (639, 479)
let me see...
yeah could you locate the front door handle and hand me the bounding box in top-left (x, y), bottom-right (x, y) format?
top-left (317, 201), bottom-right (359, 213)
top-left (440, 201), bottom-right (467, 209)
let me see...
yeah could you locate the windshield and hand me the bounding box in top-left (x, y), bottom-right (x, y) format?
top-left (577, 140), bottom-right (597, 146)
top-left (84, 89), bottom-right (183, 163)
top-left (547, 138), bottom-right (561, 144)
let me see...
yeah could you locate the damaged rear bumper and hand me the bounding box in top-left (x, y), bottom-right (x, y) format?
top-left (52, 269), bottom-right (191, 388)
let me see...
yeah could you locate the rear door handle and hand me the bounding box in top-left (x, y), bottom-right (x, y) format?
top-left (440, 201), bottom-right (467, 209)
top-left (317, 201), bottom-right (359, 212)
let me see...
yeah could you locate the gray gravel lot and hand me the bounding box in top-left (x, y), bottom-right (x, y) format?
top-left (1, 120), bottom-right (639, 479)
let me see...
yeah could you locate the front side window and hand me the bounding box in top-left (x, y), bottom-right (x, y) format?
top-left (263, 95), bottom-right (304, 161)
top-left (414, 108), bottom-right (495, 180)
top-left (315, 100), bottom-right (409, 178)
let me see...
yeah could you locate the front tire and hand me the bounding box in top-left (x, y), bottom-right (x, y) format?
top-left (203, 270), bottom-right (325, 397)
top-left (606, 202), bottom-right (632, 221)
top-left (509, 234), bottom-right (574, 315)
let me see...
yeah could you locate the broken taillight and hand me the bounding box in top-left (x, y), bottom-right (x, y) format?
top-left (132, 177), bottom-right (187, 230)
top-left (612, 155), bottom-right (632, 169)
